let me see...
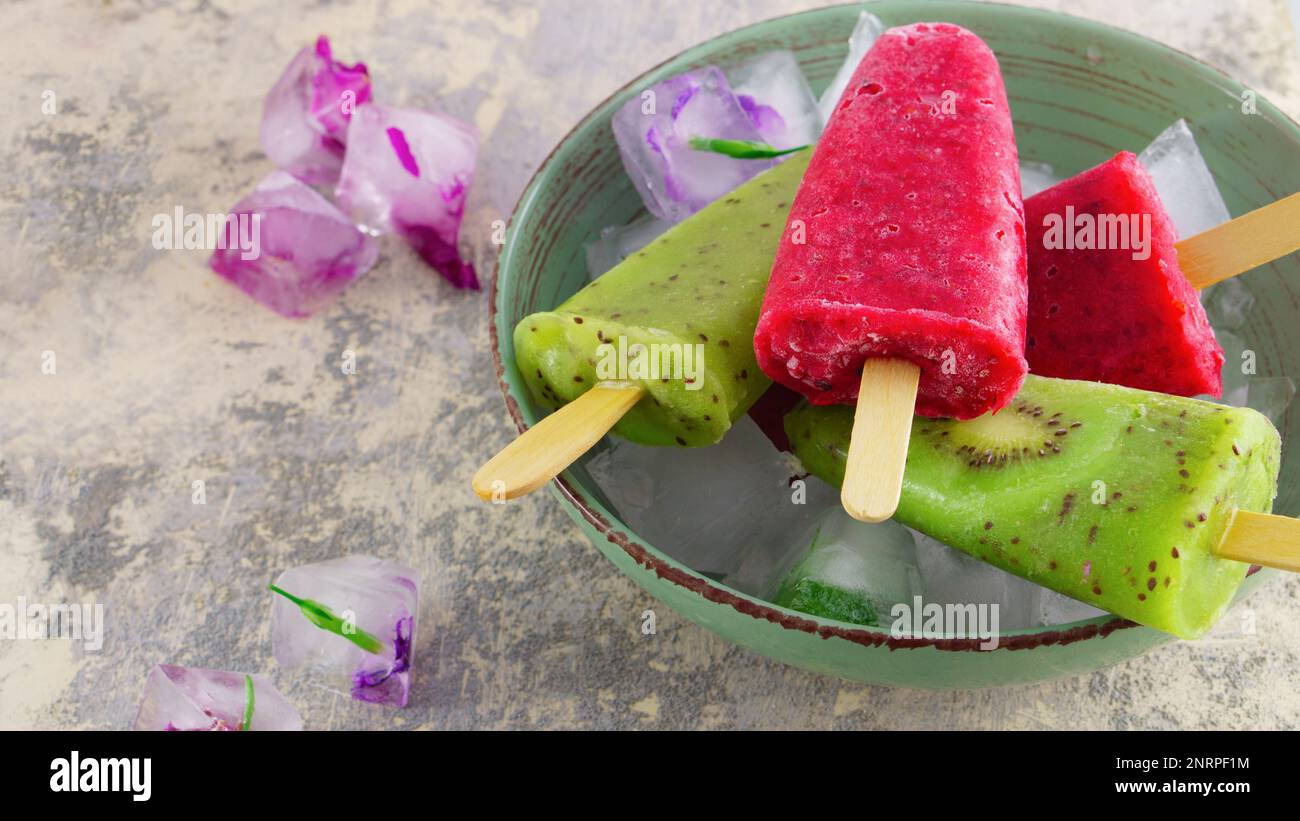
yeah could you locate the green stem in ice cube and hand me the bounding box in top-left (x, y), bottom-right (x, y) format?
top-left (268, 584), bottom-right (386, 655)
top-left (241, 674), bottom-right (254, 731)
top-left (687, 137), bottom-right (808, 159)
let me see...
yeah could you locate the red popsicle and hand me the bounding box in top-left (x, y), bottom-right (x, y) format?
top-left (754, 22), bottom-right (1028, 422)
top-left (1024, 151), bottom-right (1225, 396)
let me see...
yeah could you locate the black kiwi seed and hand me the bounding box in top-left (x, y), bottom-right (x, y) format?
top-left (1058, 493), bottom-right (1075, 521)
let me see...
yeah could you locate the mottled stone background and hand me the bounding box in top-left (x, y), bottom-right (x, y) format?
top-left (1, 0), bottom-right (1298, 730)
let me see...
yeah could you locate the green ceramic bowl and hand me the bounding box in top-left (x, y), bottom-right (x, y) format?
top-left (490, 0), bottom-right (1300, 687)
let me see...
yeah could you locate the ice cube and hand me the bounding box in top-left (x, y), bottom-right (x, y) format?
top-left (259, 36), bottom-right (372, 185)
top-left (1138, 119), bottom-right (1231, 239)
top-left (730, 50), bottom-right (821, 150)
top-left (584, 215), bottom-right (674, 279)
top-left (815, 11), bottom-right (887, 126)
top-left (1038, 589), bottom-right (1108, 627)
top-left (1019, 160), bottom-right (1060, 197)
top-left (209, 171), bottom-right (379, 318)
top-left (271, 555), bottom-right (419, 708)
top-left (1246, 376), bottom-right (1296, 425)
top-left (910, 529), bottom-right (1043, 630)
top-left (585, 417), bottom-right (836, 594)
top-left (1203, 277), bottom-right (1256, 332)
top-left (612, 66), bottom-right (775, 222)
top-left (771, 507), bottom-right (923, 626)
top-left (336, 103), bottom-right (480, 289)
top-left (1213, 330), bottom-right (1250, 406)
top-left (133, 665), bottom-right (302, 731)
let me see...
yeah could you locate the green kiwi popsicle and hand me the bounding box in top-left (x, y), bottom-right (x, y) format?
top-left (785, 375), bottom-right (1281, 639)
top-left (514, 151), bottom-right (810, 447)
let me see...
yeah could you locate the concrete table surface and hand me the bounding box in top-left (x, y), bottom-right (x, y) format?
top-left (2, 0), bottom-right (1299, 730)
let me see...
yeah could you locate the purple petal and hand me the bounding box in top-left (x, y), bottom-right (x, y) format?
top-left (670, 83), bottom-right (697, 120)
top-left (386, 127), bottom-right (421, 178)
top-left (736, 93), bottom-right (787, 138)
top-left (644, 125), bottom-right (663, 156)
top-left (309, 35), bottom-right (372, 140)
top-left (398, 221), bottom-right (479, 289)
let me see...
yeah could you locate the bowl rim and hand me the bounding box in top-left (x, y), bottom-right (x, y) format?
top-left (487, 0), bottom-right (1300, 653)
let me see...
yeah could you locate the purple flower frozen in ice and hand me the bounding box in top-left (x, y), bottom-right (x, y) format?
top-left (350, 615), bottom-right (413, 705)
top-left (260, 35), bottom-right (373, 185)
top-left (271, 555), bottom-right (420, 709)
top-left (611, 66), bottom-right (774, 222)
top-left (134, 665), bottom-right (302, 731)
top-left (336, 103), bottom-right (480, 290)
top-left (208, 170), bottom-right (379, 318)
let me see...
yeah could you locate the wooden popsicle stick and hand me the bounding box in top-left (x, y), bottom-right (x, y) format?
top-left (1177, 191), bottom-right (1300, 290)
top-left (472, 383), bottom-right (645, 502)
top-left (840, 359), bottom-right (921, 523)
top-left (1213, 508), bottom-right (1300, 572)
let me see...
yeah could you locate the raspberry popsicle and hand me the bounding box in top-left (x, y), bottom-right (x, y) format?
top-left (1026, 152), bottom-right (1219, 395)
top-left (754, 23), bottom-right (1027, 520)
top-left (1026, 150), bottom-right (1300, 397)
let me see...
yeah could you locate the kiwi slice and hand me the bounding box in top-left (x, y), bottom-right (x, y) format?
top-left (916, 398), bottom-right (1085, 469)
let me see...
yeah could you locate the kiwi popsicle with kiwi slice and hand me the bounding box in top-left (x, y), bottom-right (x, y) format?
top-left (514, 150), bottom-right (811, 448)
top-left (784, 374), bottom-right (1281, 639)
